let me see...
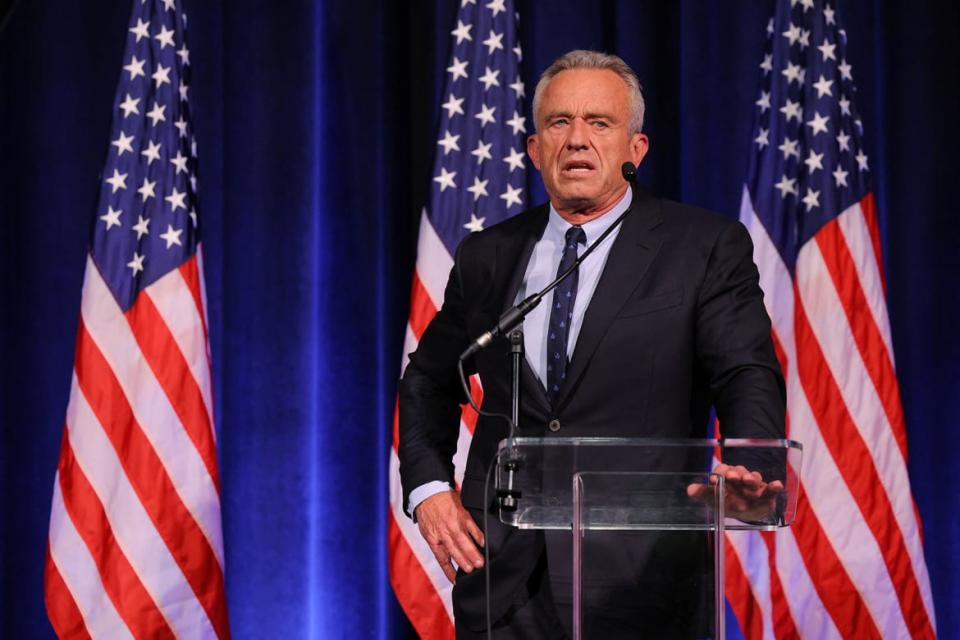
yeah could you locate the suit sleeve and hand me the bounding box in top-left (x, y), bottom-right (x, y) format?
top-left (397, 236), bottom-right (478, 516)
top-left (695, 220), bottom-right (786, 441)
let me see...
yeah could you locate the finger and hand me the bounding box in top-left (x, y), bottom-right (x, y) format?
top-left (452, 529), bottom-right (485, 567)
top-left (463, 516), bottom-right (486, 549)
top-left (429, 542), bottom-right (458, 583)
top-left (440, 531), bottom-right (477, 572)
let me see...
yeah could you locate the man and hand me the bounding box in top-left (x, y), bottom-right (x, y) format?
top-left (399, 50), bottom-right (785, 638)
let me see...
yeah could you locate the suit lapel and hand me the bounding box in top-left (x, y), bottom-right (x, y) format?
top-left (556, 189), bottom-right (664, 408)
top-left (496, 207), bottom-right (552, 415)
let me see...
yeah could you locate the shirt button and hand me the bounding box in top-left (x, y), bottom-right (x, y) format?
top-left (548, 419), bottom-right (561, 432)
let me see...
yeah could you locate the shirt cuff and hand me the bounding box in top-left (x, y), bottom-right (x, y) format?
top-left (408, 481), bottom-right (453, 520)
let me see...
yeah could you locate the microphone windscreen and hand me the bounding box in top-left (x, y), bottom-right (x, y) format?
top-left (621, 162), bottom-right (637, 182)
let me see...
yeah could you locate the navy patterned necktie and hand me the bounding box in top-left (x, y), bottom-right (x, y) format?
top-left (546, 225), bottom-right (586, 406)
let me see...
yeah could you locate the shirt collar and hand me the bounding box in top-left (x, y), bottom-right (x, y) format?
top-left (545, 187), bottom-right (633, 245)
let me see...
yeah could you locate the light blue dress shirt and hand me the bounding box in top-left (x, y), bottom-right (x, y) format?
top-left (408, 188), bottom-right (632, 516)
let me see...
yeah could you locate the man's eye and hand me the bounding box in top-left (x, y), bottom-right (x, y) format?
top-left (551, 119), bottom-right (568, 127)
top-left (593, 121), bottom-right (609, 129)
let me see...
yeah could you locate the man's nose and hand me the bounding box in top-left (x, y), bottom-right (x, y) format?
top-left (565, 117), bottom-right (590, 149)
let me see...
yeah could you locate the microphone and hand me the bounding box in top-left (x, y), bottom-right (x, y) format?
top-left (459, 161), bottom-right (640, 362)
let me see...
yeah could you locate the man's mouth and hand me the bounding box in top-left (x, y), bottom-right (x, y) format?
top-left (561, 160), bottom-right (595, 174)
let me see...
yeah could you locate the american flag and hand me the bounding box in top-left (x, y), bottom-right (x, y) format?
top-left (726, 1), bottom-right (936, 637)
top-left (43, 0), bottom-right (229, 637)
top-left (387, 0), bottom-right (527, 636)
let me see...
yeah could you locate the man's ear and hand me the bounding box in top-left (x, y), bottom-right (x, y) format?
top-left (630, 133), bottom-right (650, 167)
top-left (527, 134), bottom-right (541, 171)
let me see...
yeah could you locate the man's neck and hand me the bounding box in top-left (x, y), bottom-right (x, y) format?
top-left (552, 185), bottom-right (630, 225)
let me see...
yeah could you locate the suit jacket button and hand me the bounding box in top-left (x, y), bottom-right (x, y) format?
top-left (548, 419), bottom-right (561, 432)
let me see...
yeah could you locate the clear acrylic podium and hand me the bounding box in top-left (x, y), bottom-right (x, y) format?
top-left (490, 437), bottom-right (802, 639)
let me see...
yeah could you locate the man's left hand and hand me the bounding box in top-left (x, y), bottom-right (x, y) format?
top-left (686, 463), bottom-right (784, 522)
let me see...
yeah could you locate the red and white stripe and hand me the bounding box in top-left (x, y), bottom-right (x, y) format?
top-left (45, 251), bottom-right (229, 639)
top-left (389, 210), bottom-right (479, 639)
top-left (727, 187), bottom-right (936, 639)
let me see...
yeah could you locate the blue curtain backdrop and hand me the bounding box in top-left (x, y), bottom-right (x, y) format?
top-left (1, 1), bottom-right (957, 637)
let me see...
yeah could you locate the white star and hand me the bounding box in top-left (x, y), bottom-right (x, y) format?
top-left (132, 214), bottom-right (151, 239)
top-left (833, 165), bottom-right (849, 187)
top-left (509, 78), bottom-right (525, 98)
top-left (818, 39), bottom-right (837, 62)
top-left (824, 4), bottom-right (836, 25)
top-left (174, 115), bottom-right (189, 138)
top-left (513, 44), bottom-right (522, 61)
top-left (778, 137), bottom-right (800, 160)
top-left (123, 55), bottom-right (146, 80)
top-left (839, 96), bottom-right (851, 115)
top-left (141, 139), bottom-right (162, 165)
top-left (755, 91), bottom-right (771, 113)
top-left (105, 169), bottom-right (128, 193)
top-left (855, 149), bottom-right (869, 171)
top-left (162, 0), bottom-right (176, 10)
top-left (137, 178), bottom-right (156, 202)
top-left (177, 44), bottom-right (190, 66)
top-left (503, 147), bottom-right (525, 172)
top-left (155, 25), bottom-right (176, 50)
top-left (802, 187), bottom-right (820, 211)
top-left (446, 56), bottom-right (469, 81)
top-left (189, 174), bottom-right (197, 192)
top-left (482, 29), bottom-right (504, 55)
top-left (798, 28), bottom-right (811, 49)
top-left (836, 130), bottom-right (851, 152)
top-left (800, 0), bottom-right (814, 11)
top-left (433, 167), bottom-right (456, 191)
top-left (160, 224), bottom-right (184, 249)
top-left (146, 102), bottom-right (167, 126)
top-left (437, 130), bottom-right (460, 155)
top-left (782, 23), bottom-right (801, 46)
top-left (127, 252), bottom-right (145, 276)
top-left (766, 18), bottom-right (774, 36)
top-left (129, 18), bottom-right (150, 42)
top-left (812, 75), bottom-right (833, 98)
top-left (839, 59), bottom-right (853, 81)
top-left (804, 150), bottom-right (824, 174)
top-left (475, 103), bottom-right (496, 127)
top-left (506, 110), bottom-right (526, 135)
top-left (111, 131), bottom-right (135, 156)
top-left (774, 175), bottom-right (798, 198)
top-left (441, 93), bottom-right (465, 119)
top-left (486, 0), bottom-right (506, 16)
top-left (754, 128), bottom-right (769, 149)
top-left (170, 150), bottom-right (189, 174)
top-left (759, 53), bottom-right (773, 75)
top-left (466, 176), bottom-right (489, 201)
top-left (464, 213), bottom-right (485, 233)
top-left (780, 99), bottom-right (803, 123)
top-left (478, 66), bottom-right (500, 91)
top-left (100, 205), bottom-right (122, 230)
top-left (189, 208), bottom-right (198, 227)
top-left (165, 187), bottom-right (187, 212)
top-left (806, 111), bottom-right (830, 136)
top-left (451, 19), bottom-right (472, 44)
top-left (500, 184), bottom-right (522, 208)
top-left (782, 62), bottom-right (804, 86)
top-left (152, 64), bottom-right (171, 88)
top-left (119, 93), bottom-right (140, 117)
top-left (461, 0), bottom-right (477, 5)
top-left (179, 80), bottom-right (189, 101)
top-left (471, 140), bottom-right (492, 164)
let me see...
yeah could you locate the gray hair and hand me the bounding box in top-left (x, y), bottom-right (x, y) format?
top-left (531, 50), bottom-right (645, 134)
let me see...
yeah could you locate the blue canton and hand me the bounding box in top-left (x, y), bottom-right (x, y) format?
top-left (748, 0), bottom-right (871, 271)
top-left (92, 0), bottom-right (199, 311)
top-left (429, 0), bottom-right (527, 255)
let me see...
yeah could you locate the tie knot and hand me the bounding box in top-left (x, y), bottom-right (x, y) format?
top-left (565, 225), bottom-right (586, 247)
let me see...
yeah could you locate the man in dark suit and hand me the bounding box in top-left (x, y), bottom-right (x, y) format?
top-left (399, 50), bottom-right (785, 638)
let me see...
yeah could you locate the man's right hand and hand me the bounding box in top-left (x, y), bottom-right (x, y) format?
top-left (415, 490), bottom-right (486, 583)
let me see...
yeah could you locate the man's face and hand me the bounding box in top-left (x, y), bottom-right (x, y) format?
top-left (527, 68), bottom-right (649, 217)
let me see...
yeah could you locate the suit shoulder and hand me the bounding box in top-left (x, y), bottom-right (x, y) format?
top-left (654, 197), bottom-right (748, 244)
top-left (455, 203), bottom-right (549, 255)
